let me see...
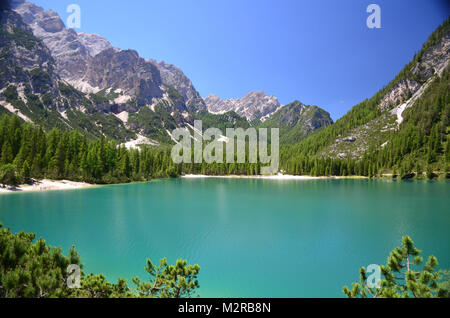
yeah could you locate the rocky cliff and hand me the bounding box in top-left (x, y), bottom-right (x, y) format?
top-left (1, 0), bottom-right (335, 146)
top-left (12, 0), bottom-right (205, 115)
top-left (205, 91), bottom-right (281, 121)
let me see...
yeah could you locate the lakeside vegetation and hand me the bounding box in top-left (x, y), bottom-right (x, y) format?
top-left (0, 222), bottom-right (200, 298)
top-left (0, 113), bottom-right (266, 187)
top-left (280, 20), bottom-right (450, 178)
top-left (1, 19), bottom-right (449, 186)
top-left (0, 114), bottom-right (179, 186)
top-left (344, 236), bottom-right (450, 298)
top-left (1, 108), bottom-right (448, 189)
top-left (280, 67), bottom-right (449, 179)
top-left (1, 222), bottom-right (448, 298)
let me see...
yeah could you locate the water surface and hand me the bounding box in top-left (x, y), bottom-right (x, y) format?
top-left (1, 178), bottom-right (449, 297)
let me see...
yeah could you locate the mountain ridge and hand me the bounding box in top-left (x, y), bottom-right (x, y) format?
top-left (204, 91), bottom-right (282, 122)
top-left (280, 18), bottom-right (449, 177)
top-left (1, 0), bottom-right (333, 146)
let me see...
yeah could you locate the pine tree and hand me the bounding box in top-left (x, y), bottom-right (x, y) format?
top-left (0, 141), bottom-right (13, 165)
top-left (343, 236), bottom-right (443, 298)
top-left (0, 164), bottom-right (19, 187)
top-left (0, 223), bottom-right (201, 298)
top-left (426, 165), bottom-right (434, 180)
top-left (21, 160), bottom-right (31, 183)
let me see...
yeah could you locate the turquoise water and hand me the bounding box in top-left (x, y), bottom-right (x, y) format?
top-left (0, 178), bottom-right (449, 297)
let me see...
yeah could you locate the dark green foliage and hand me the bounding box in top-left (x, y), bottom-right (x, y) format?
top-left (3, 85), bottom-right (18, 101)
top-left (0, 114), bottom-right (179, 184)
top-left (0, 113), bottom-right (265, 183)
top-left (436, 270), bottom-right (450, 298)
top-left (260, 101), bottom-right (333, 144)
top-left (88, 92), bottom-right (109, 105)
top-left (194, 110), bottom-right (250, 131)
top-left (132, 258), bottom-right (200, 298)
top-left (0, 223), bottom-right (201, 298)
top-left (91, 87), bottom-right (120, 102)
top-left (0, 164), bottom-right (18, 186)
top-left (29, 68), bottom-right (52, 93)
top-left (166, 85), bottom-right (183, 102)
top-left (128, 104), bottom-right (178, 144)
top-left (0, 26), bottom-right (42, 51)
top-left (279, 66), bottom-right (449, 177)
top-left (343, 236), bottom-right (448, 298)
top-left (1, 80), bottom-right (135, 142)
top-left (278, 19), bottom-right (449, 177)
top-left (0, 223), bottom-right (82, 297)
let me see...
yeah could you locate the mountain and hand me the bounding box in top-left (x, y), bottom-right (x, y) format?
top-left (12, 1), bottom-right (208, 115)
top-left (0, 1), bottom-right (333, 146)
top-left (0, 1), bottom-right (204, 145)
top-left (281, 19), bottom-right (449, 177)
top-left (260, 101), bottom-right (333, 144)
top-left (0, 8), bottom-right (137, 141)
top-left (205, 91), bottom-right (281, 122)
top-left (1, 1), bottom-right (447, 178)
top-left (151, 60), bottom-right (207, 113)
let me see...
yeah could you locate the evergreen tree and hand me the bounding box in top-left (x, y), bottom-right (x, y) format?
top-left (0, 141), bottom-right (13, 165)
top-left (343, 236), bottom-right (445, 298)
top-left (0, 223), bottom-right (201, 298)
top-left (0, 164), bottom-right (18, 187)
top-left (21, 160), bottom-right (31, 183)
top-left (132, 258), bottom-right (200, 298)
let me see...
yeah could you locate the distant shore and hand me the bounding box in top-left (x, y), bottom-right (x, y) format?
top-left (0, 179), bottom-right (93, 194)
top-left (182, 174), bottom-right (369, 180)
top-left (4, 173), bottom-right (442, 194)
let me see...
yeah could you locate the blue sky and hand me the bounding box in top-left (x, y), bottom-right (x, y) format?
top-left (32, 0), bottom-right (449, 120)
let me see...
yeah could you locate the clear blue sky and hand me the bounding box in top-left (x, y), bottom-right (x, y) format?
top-left (32, 0), bottom-right (449, 120)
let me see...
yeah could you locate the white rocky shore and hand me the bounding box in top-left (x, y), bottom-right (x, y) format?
top-left (0, 179), bottom-right (93, 193)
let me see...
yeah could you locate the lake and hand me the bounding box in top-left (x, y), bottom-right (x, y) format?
top-left (0, 178), bottom-right (449, 297)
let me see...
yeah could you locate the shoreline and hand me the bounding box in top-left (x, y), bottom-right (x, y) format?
top-left (0, 179), bottom-right (94, 194)
top-left (0, 175), bottom-right (370, 194)
top-left (181, 174), bottom-right (369, 180)
top-left (3, 173), bottom-right (443, 194)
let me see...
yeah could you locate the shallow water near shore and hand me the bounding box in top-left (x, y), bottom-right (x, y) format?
top-left (1, 178), bottom-right (449, 297)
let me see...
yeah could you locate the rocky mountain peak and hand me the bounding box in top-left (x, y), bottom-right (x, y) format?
top-left (149, 59), bottom-right (207, 112)
top-left (12, 1), bottom-right (206, 113)
top-left (204, 91), bottom-right (281, 121)
top-left (78, 32), bottom-right (118, 57)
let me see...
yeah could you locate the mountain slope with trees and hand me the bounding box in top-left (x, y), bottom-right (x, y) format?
top-left (0, 4), bottom-right (448, 180)
top-left (280, 19), bottom-right (450, 178)
top-left (1, 2), bottom-right (331, 147)
top-left (260, 100), bottom-right (333, 144)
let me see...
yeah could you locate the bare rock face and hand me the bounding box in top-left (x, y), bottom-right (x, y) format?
top-left (238, 91), bottom-right (281, 121)
top-left (379, 32), bottom-right (450, 112)
top-left (13, 1), bottom-right (91, 83)
top-left (379, 79), bottom-right (421, 111)
top-left (204, 91), bottom-right (281, 121)
top-left (412, 32), bottom-right (450, 77)
top-left (149, 60), bottom-right (207, 112)
top-left (77, 32), bottom-right (117, 57)
top-left (37, 10), bottom-right (64, 33)
top-left (204, 94), bottom-right (236, 113)
top-left (86, 49), bottom-right (163, 105)
top-left (11, 1), bottom-right (203, 112)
